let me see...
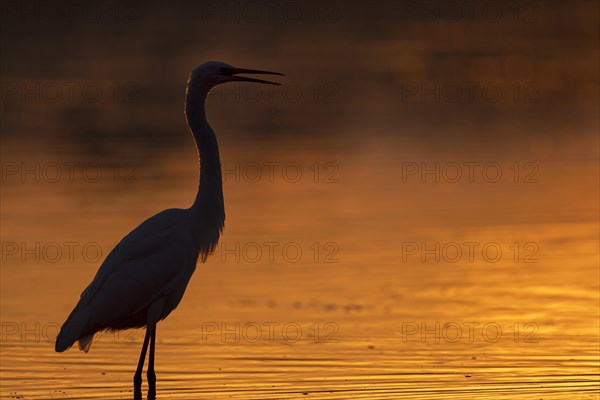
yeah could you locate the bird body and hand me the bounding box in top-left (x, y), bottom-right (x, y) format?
top-left (55, 61), bottom-right (283, 398)
top-left (55, 208), bottom-right (200, 352)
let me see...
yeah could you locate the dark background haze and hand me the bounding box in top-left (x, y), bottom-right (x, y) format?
top-left (1, 0), bottom-right (598, 156)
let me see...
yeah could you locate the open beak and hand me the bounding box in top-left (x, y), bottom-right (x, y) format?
top-left (228, 67), bottom-right (285, 85)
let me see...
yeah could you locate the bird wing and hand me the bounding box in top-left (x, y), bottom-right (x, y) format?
top-left (80, 208), bottom-right (185, 304)
top-left (77, 208), bottom-right (196, 328)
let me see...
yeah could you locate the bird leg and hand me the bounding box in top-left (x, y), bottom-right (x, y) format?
top-left (147, 327), bottom-right (157, 400)
top-left (134, 329), bottom-right (151, 400)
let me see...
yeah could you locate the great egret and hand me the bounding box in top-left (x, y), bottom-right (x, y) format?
top-left (55, 61), bottom-right (284, 399)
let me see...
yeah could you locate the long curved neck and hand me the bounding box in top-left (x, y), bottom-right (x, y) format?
top-left (185, 84), bottom-right (225, 259)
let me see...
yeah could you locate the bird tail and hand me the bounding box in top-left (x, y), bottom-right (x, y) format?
top-left (55, 304), bottom-right (93, 353)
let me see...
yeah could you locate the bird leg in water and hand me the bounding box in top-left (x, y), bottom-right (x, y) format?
top-left (147, 328), bottom-right (157, 400)
top-left (134, 329), bottom-right (151, 400)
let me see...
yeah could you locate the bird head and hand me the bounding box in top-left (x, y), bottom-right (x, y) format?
top-left (188, 61), bottom-right (284, 94)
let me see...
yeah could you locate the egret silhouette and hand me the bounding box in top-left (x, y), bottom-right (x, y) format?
top-left (55, 61), bottom-right (284, 399)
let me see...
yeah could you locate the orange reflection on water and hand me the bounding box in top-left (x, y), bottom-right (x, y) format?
top-left (1, 134), bottom-right (598, 398)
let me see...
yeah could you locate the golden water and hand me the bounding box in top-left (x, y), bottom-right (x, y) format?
top-left (1, 132), bottom-right (598, 399)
